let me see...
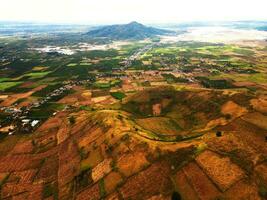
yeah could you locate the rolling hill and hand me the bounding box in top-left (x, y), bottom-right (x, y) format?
top-left (86, 21), bottom-right (173, 40)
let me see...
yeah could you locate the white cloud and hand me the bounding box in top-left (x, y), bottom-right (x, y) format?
top-left (1, 0), bottom-right (267, 24)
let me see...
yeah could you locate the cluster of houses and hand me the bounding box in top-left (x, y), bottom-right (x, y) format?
top-left (0, 105), bottom-right (40, 135)
top-left (0, 84), bottom-right (72, 135)
top-left (0, 78), bottom-right (96, 136)
top-left (122, 44), bottom-right (155, 68)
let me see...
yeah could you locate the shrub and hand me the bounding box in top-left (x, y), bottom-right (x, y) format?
top-left (216, 131), bottom-right (222, 137)
top-left (171, 191), bottom-right (182, 200)
top-left (68, 116), bottom-right (76, 124)
top-left (259, 185), bottom-right (267, 198)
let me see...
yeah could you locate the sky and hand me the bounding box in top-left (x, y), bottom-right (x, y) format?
top-left (1, 0), bottom-right (267, 24)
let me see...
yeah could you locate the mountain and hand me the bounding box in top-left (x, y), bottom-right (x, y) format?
top-left (86, 21), bottom-right (173, 39)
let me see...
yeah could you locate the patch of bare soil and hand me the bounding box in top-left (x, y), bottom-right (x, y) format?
top-left (91, 158), bottom-right (112, 183)
top-left (0, 85), bottom-right (46, 107)
top-left (241, 112), bottom-right (267, 130)
top-left (119, 161), bottom-right (172, 199)
top-left (182, 161), bottom-right (221, 200)
top-left (175, 170), bottom-right (199, 200)
top-left (223, 179), bottom-right (261, 200)
top-left (104, 171), bottom-right (123, 194)
top-left (196, 150), bottom-right (244, 191)
top-left (152, 103), bottom-right (162, 116)
top-left (76, 183), bottom-right (100, 200)
top-left (221, 100), bottom-right (248, 118)
top-left (117, 151), bottom-right (149, 177)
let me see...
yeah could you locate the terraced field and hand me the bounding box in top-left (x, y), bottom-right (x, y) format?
top-left (0, 86), bottom-right (266, 199)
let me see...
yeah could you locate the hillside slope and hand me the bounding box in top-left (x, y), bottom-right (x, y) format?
top-left (0, 87), bottom-right (266, 199)
top-left (87, 21), bottom-right (173, 40)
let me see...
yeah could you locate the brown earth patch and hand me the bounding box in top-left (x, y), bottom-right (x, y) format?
top-left (136, 117), bottom-right (183, 136)
top-left (91, 158), bottom-right (112, 183)
top-left (57, 121), bottom-right (70, 144)
top-left (104, 171), bottom-right (123, 195)
top-left (58, 140), bottom-right (80, 197)
top-left (255, 162), bottom-right (267, 185)
top-left (0, 85), bottom-right (46, 107)
top-left (152, 103), bottom-right (162, 116)
top-left (0, 155), bottom-right (42, 173)
top-left (207, 132), bottom-right (263, 168)
top-left (11, 140), bottom-right (34, 154)
top-left (117, 151), bottom-right (149, 178)
top-left (58, 86), bottom-right (91, 105)
top-left (105, 192), bottom-right (120, 200)
top-left (34, 155), bottom-right (58, 183)
top-left (119, 161), bottom-right (172, 199)
top-left (175, 170), bottom-right (199, 200)
top-left (223, 179), bottom-right (261, 200)
top-left (18, 81), bottom-right (35, 88)
top-left (13, 169), bottom-right (37, 184)
top-left (80, 147), bottom-right (104, 170)
top-left (75, 183), bottom-right (100, 200)
top-left (1, 183), bottom-right (42, 199)
top-left (221, 100), bottom-right (248, 118)
top-left (250, 96), bottom-right (267, 113)
top-left (196, 150), bottom-right (244, 191)
top-left (241, 112), bottom-right (267, 130)
top-left (182, 161), bottom-right (221, 200)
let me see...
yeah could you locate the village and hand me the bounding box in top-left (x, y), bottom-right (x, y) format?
top-left (0, 78), bottom-right (95, 135)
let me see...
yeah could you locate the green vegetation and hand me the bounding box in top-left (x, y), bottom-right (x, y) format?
top-left (259, 184), bottom-right (267, 199)
top-left (162, 73), bottom-right (189, 83)
top-left (67, 63), bottom-right (78, 67)
top-left (68, 116), bottom-right (76, 124)
top-left (0, 78), bottom-right (10, 83)
top-left (110, 92), bottom-right (126, 100)
top-left (196, 77), bottom-right (233, 89)
top-left (99, 178), bottom-right (106, 198)
top-left (25, 71), bottom-right (51, 79)
top-left (93, 80), bottom-right (122, 89)
top-left (43, 183), bottom-right (57, 199)
top-left (0, 81), bottom-right (22, 91)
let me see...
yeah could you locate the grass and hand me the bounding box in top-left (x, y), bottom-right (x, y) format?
top-left (211, 73), bottom-right (267, 84)
top-left (42, 183), bottom-right (57, 199)
top-left (25, 71), bottom-right (51, 79)
top-left (80, 62), bottom-right (92, 66)
top-left (0, 78), bottom-right (10, 83)
top-left (110, 92), bottom-right (126, 100)
top-left (94, 82), bottom-right (111, 89)
top-left (0, 173), bottom-right (10, 188)
top-left (80, 161), bottom-right (91, 172)
top-left (67, 63), bottom-right (78, 67)
top-left (32, 66), bottom-right (49, 71)
top-left (79, 105), bottom-right (93, 111)
top-left (99, 178), bottom-right (106, 198)
top-left (0, 81), bottom-right (22, 91)
top-left (93, 80), bottom-right (122, 89)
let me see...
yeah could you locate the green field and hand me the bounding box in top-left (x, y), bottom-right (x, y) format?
top-left (0, 82), bottom-right (22, 91)
top-left (110, 92), bottom-right (126, 100)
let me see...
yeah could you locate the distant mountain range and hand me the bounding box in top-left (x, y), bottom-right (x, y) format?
top-left (86, 21), bottom-right (174, 40)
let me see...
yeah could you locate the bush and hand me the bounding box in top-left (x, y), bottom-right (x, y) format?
top-left (259, 185), bottom-right (267, 198)
top-left (43, 183), bottom-right (55, 198)
top-left (216, 131), bottom-right (222, 137)
top-left (68, 116), bottom-right (76, 124)
top-left (171, 191), bottom-right (182, 200)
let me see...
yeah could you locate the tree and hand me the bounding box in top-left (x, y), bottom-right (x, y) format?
top-left (172, 191), bottom-right (182, 200)
top-left (68, 116), bottom-right (75, 124)
top-left (216, 131), bottom-right (222, 137)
